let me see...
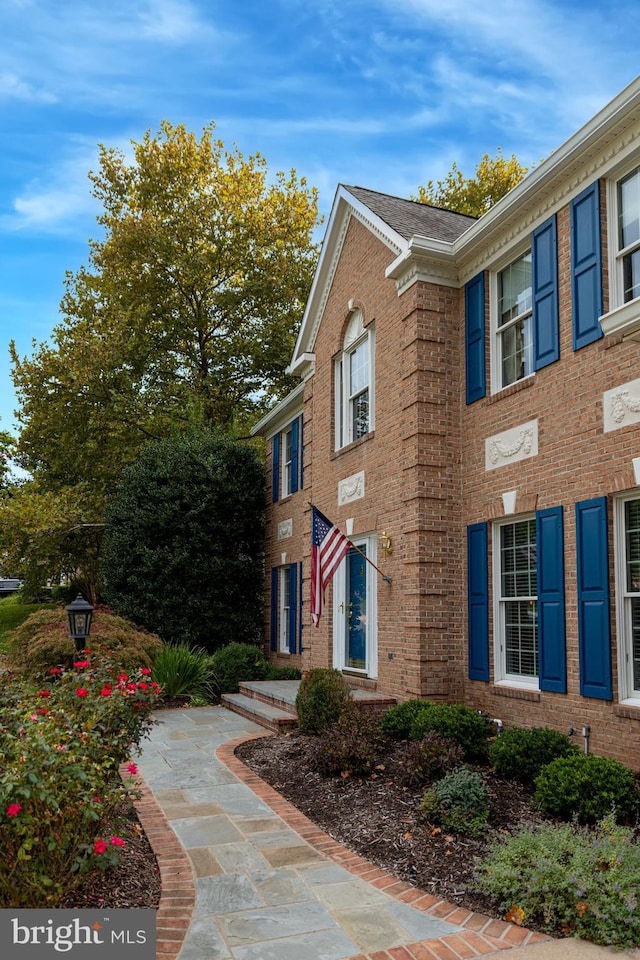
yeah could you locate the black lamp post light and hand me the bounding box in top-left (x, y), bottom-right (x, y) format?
top-left (65, 594), bottom-right (95, 653)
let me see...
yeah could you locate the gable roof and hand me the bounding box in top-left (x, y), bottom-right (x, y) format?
top-left (344, 185), bottom-right (476, 243)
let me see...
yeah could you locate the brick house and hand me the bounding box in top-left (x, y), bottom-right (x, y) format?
top-left (251, 77), bottom-right (640, 765)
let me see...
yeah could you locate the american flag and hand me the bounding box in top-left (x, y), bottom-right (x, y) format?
top-left (311, 506), bottom-right (351, 627)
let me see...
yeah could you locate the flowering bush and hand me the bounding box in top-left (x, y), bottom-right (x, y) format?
top-left (0, 659), bottom-right (161, 906)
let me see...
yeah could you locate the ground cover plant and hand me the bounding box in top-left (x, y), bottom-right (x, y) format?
top-left (0, 594), bottom-right (56, 649)
top-left (236, 711), bottom-right (640, 949)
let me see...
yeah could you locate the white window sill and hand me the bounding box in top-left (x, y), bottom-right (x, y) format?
top-left (494, 678), bottom-right (540, 692)
top-left (600, 297), bottom-right (640, 341)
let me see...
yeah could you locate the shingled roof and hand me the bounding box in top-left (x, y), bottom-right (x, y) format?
top-left (343, 184), bottom-right (476, 244)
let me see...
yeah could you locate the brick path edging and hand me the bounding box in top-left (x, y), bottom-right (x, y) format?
top-left (121, 764), bottom-right (196, 960)
top-left (218, 734), bottom-right (553, 960)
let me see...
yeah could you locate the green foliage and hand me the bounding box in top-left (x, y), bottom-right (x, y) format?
top-left (264, 663), bottom-right (302, 681)
top-left (313, 702), bottom-right (383, 776)
top-left (295, 668), bottom-right (351, 735)
top-left (0, 661), bottom-right (160, 906)
top-left (6, 607), bottom-right (163, 680)
top-left (209, 642), bottom-right (268, 694)
top-left (477, 815), bottom-right (640, 947)
top-left (151, 643), bottom-right (216, 701)
top-left (414, 148), bottom-right (528, 218)
top-left (490, 726), bottom-right (577, 783)
top-left (421, 767), bottom-right (490, 836)
top-left (380, 698), bottom-right (431, 739)
top-left (410, 704), bottom-right (493, 762)
top-left (534, 753), bottom-right (640, 824)
top-left (402, 733), bottom-right (464, 786)
top-left (101, 430), bottom-right (265, 652)
top-left (0, 596), bottom-right (56, 650)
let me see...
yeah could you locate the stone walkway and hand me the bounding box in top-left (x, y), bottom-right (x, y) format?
top-left (131, 706), bottom-right (620, 960)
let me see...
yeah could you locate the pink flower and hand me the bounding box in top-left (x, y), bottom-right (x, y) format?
top-left (74, 660), bottom-right (90, 669)
top-left (126, 763), bottom-right (138, 775)
top-left (38, 689), bottom-right (51, 697)
top-left (110, 836), bottom-right (126, 847)
top-left (92, 796), bottom-right (101, 803)
top-left (117, 673), bottom-right (129, 682)
top-left (93, 839), bottom-right (108, 854)
top-left (140, 668), bottom-right (151, 676)
top-left (76, 688), bottom-right (89, 698)
top-left (7, 803), bottom-right (22, 817)
top-left (30, 713), bottom-right (38, 721)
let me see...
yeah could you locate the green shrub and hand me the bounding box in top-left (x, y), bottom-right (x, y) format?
top-left (313, 702), bottom-right (383, 776)
top-left (534, 753), bottom-right (639, 824)
top-left (0, 660), bottom-right (160, 906)
top-left (421, 766), bottom-right (489, 836)
top-left (380, 699), bottom-right (431, 739)
top-left (490, 726), bottom-right (577, 783)
top-left (411, 704), bottom-right (493, 761)
top-left (477, 814), bottom-right (640, 947)
top-left (403, 733), bottom-right (463, 786)
top-left (6, 607), bottom-right (164, 680)
top-left (295, 668), bottom-right (351, 735)
top-left (264, 663), bottom-right (302, 681)
top-left (101, 430), bottom-right (265, 652)
top-left (209, 642), bottom-right (269, 694)
top-left (151, 643), bottom-right (216, 701)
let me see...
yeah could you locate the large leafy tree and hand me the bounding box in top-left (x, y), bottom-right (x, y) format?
top-left (101, 430), bottom-right (265, 652)
top-left (415, 148), bottom-right (528, 218)
top-left (10, 122), bottom-right (320, 494)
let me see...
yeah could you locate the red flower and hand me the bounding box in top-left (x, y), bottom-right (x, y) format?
top-left (137, 682), bottom-right (149, 690)
top-left (100, 687), bottom-right (112, 697)
top-left (126, 683), bottom-right (137, 693)
top-left (38, 707), bottom-right (50, 715)
top-left (93, 839), bottom-right (108, 854)
top-left (117, 673), bottom-right (129, 682)
top-left (7, 803), bottom-right (22, 817)
top-left (126, 763), bottom-right (138, 775)
top-left (76, 688), bottom-right (89, 698)
top-left (49, 668), bottom-right (62, 675)
top-left (38, 690), bottom-right (51, 697)
top-left (140, 668), bottom-right (152, 676)
top-left (110, 836), bottom-right (126, 847)
top-left (74, 660), bottom-right (90, 669)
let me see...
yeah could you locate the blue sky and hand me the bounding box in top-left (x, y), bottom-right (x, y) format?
top-left (1, 0), bottom-right (639, 436)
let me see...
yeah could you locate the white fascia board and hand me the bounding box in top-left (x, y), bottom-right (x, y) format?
top-left (250, 382), bottom-right (305, 439)
top-left (290, 185), bottom-right (408, 367)
top-left (386, 236), bottom-right (454, 279)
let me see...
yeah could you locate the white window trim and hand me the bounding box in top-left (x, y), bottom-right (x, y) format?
top-left (603, 160), bottom-right (640, 339)
top-left (492, 515), bottom-right (540, 690)
top-left (281, 425), bottom-right (293, 499)
top-left (279, 565), bottom-right (291, 653)
top-left (489, 243), bottom-right (534, 396)
top-left (614, 492), bottom-right (640, 704)
top-left (332, 533), bottom-right (378, 678)
top-left (334, 321), bottom-right (375, 451)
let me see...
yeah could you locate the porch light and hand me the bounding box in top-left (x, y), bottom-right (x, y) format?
top-left (66, 594), bottom-right (94, 653)
top-left (380, 531), bottom-right (393, 557)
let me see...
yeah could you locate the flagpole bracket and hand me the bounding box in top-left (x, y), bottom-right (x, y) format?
top-left (382, 575), bottom-right (392, 586)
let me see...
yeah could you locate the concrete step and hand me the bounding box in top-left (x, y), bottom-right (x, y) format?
top-left (239, 680), bottom-right (300, 711)
top-left (221, 692), bottom-right (298, 733)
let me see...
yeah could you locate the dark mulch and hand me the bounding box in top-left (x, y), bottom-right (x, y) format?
top-left (235, 730), bottom-right (547, 921)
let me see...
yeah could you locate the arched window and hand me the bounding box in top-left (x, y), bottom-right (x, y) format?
top-left (334, 310), bottom-right (375, 449)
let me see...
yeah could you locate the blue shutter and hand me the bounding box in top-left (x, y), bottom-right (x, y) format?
top-left (299, 416), bottom-right (304, 490)
top-left (571, 181), bottom-right (603, 351)
top-left (467, 522), bottom-right (489, 681)
top-left (298, 561), bottom-right (304, 652)
top-left (290, 418), bottom-right (299, 494)
top-left (536, 506), bottom-right (567, 693)
top-left (575, 497), bottom-right (612, 700)
top-left (465, 273), bottom-right (486, 404)
top-left (532, 215), bottom-right (559, 370)
top-left (270, 567), bottom-right (279, 651)
top-left (288, 564), bottom-right (298, 654)
top-left (272, 433), bottom-right (280, 503)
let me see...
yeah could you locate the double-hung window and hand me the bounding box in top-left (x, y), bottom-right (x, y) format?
top-left (615, 494), bottom-right (640, 701)
top-left (495, 517), bottom-right (538, 684)
top-left (271, 416), bottom-right (302, 502)
top-left (618, 166), bottom-right (640, 304)
top-left (279, 566), bottom-right (292, 653)
top-left (335, 310), bottom-right (374, 449)
top-left (497, 252), bottom-right (533, 388)
top-left (282, 426), bottom-right (293, 498)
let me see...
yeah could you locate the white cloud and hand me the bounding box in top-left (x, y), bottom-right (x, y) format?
top-left (0, 70), bottom-right (57, 103)
top-left (137, 0), bottom-right (213, 43)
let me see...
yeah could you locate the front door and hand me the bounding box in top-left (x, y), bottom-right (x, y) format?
top-left (333, 534), bottom-right (377, 677)
top-left (346, 546), bottom-right (367, 669)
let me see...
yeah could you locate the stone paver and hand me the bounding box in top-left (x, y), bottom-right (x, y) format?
top-left (131, 705), bottom-right (584, 960)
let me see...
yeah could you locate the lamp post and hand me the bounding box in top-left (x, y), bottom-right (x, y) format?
top-left (65, 594), bottom-right (95, 653)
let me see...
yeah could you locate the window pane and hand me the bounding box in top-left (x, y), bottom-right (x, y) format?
top-left (505, 600), bottom-right (538, 676)
top-left (632, 598), bottom-right (640, 692)
top-left (623, 247), bottom-right (640, 303)
top-left (619, 168), bottom-right (640, 251)
top-left (500, 316), bottom-right (533, 386)
top-left (501, 519), bottom-right (536, 598)
top-left (280, 567), bottom-right (291, 650)
top-left (625, 500), bottom-right (640, 593)
top-left (499, 252), bottom-right (532, 325)
top-left (352, 389), bottom-right (369, 440)
top-left (350, 340), bottom-right (369, 396)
